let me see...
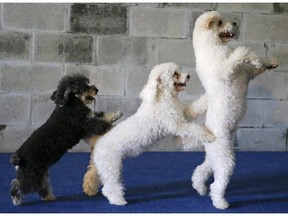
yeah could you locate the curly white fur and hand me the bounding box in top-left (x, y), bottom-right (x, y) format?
top-left (188, 11), bottom-right (278, 209)
top-left (93, 62), bottom-right (215, 205)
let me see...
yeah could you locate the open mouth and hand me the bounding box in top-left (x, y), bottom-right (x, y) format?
top-left (174, 82), bottom-right (187, 92)
top-left (219, 31), bottom-right (235, 38)
top-left (85, 95), bottom-right (95, 101)
top-left (176, 83), bottom-right (187, 87)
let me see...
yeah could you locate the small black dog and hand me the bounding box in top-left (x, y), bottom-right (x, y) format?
top-left (10, 74), bottom-right (115, 205)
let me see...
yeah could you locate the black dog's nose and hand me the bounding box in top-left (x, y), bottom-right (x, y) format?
top-left (91, 85), bottom-right (98, 94)
top-left (232, 22), bottom-right (237, 27)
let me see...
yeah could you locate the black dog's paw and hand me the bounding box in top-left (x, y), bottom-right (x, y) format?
top-left (111, 111), bottom-right (123, 123)
top-left (10, 179), bottom-right (23, 206)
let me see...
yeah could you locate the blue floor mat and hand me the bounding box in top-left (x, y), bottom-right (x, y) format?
top-left (0, 152), bottom-right (287, 213)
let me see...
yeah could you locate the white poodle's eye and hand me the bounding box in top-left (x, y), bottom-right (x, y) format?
top-left (173, 72), bottom-right (180, 79)
top-left (218, 20), bottom-right (223, 26)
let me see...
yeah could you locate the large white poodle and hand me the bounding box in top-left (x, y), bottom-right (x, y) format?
top-left (92, 62), bottom-right (215, 205)
top-left (189, 11), bottom-right (278, 209)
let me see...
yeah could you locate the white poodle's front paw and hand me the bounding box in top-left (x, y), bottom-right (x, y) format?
top-left (111, 111), bottom-right (123, 123)
top-left (265, 59), bottom-right (278, 70)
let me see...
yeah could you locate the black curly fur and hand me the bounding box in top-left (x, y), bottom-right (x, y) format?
top-left (10, 74), bottom-right (112, 205)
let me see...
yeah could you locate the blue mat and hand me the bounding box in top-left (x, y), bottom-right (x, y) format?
top-left (0, 152), bottom-right (287, 213)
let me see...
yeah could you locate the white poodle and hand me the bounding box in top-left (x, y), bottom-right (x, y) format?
top-left (188, 11), bottom-right (278, 209)
top-left (92, 62), bottom-right (215, 205)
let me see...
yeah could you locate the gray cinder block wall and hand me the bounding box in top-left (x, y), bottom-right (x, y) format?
top-left (0, 3), bottom-right (287, 152)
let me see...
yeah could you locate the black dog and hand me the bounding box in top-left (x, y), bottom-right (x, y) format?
top-left (10, 74), bottom-right (114, 205)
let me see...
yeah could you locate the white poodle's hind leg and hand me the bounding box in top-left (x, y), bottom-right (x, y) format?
top-left (192, 157), bottom-right (212, 196)
top-left (102, 181), bottom-right (127, 206)
top-left (94, 150), bottom-right (127, 205)
top-left (207, 141), bottom-right (235, 209)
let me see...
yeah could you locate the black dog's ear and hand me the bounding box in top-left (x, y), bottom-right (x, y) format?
top-left (51, 87), bottom-right (71, 107)
top-left (51, 90), bottom-right (57, 101)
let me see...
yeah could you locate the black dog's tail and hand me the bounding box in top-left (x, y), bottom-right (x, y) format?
top-left (10, 154), bottom-right (22, 166)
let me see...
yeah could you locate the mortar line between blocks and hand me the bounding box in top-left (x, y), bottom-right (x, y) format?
top-left (0, 3), bottom-right (3, 28)
top-left (65, 4), bottom-right (71, 32)
top-left (29, 94), bottom-right (33, 126)
top-left (31, 32), bottom-right (35, 63)
top-left (92, 35), bottom-right (97, 65)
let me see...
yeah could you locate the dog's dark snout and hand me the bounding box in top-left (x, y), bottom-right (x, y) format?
top-left (232, 22), bottom-right (237, 27)
top-left (90, 85), bottom-right (98, 94)
top-left (187, 75), bottom-right (191, 80)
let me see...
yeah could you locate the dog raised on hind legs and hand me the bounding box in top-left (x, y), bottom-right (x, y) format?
top-left (92, 62), bottom-right (215, 206)
top-left (186, 11), bottom-right (278, 209)
top-left (10, 74), bottom-right (117, 206)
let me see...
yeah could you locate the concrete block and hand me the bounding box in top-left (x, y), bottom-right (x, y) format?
top-left (158, 39), bottom-right (195, 67)
top-left (0, 94), bottom-right (30, 125)
top-left (0, 126), bottom-right (35, 152)
top-left (239, 100), bottom-right (264, 127)
top-left (31, 94), bottom-right (55, 126)
top-left (161, 3), bottom-right (215, 10)
top-left (230, 41), bottom-right (266, 57)
top-left (248, 71), bottom-right (288, 100)
top-left (0, 4), bottom-right (2, 29)
top-left (67, 65), bottom-right (125, 96)
top-left (132, 3), bottom-right (160, 8)
top-left (3, 3), bottom-right (67, 31)
top-left (263, 100), bottom-right (288, 128)
top-left (97, 36), bottom-right (156, 66)
top-left (130, 7), bottom-right (187, 38)
top-left (243, 14), bottom-right (288, 42)
top-left (70, 3), bottom-right (127, 34)
top-left (273, 3), bottom-right (288, 13)
top-left (0, 64), bottom-right (63, 93)
top-left (218, 3), bottom-right (273, 13)
top-left (236, 128), bottom-right (286, 151)
top-left (266, 43), bottom-right (288, 72)
top-left (35, 33), bottom-right (93, 63)
top-left (0, 31), bottom-right (31, 61)
top-left (96, 96), bottom-right (141, 121)
top-left (125, 66), bottom-right (151, 97)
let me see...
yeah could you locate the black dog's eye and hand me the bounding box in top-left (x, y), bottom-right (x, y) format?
top-left (218, 20), bottom-right (223, 26)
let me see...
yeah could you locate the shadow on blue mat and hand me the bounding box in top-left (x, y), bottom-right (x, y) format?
top-left (0, 152), bottom-right (287, 213)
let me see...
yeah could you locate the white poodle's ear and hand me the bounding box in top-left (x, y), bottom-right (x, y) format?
top-left (139, 76), bottom-right (161, 103)
top-left (205, 17), bottom-right (214, 29)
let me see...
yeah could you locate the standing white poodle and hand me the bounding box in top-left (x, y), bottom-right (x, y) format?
top-left (189, 11), bottom-right (278, 209)
top-left (92, 62), bottom-right (215, 205)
